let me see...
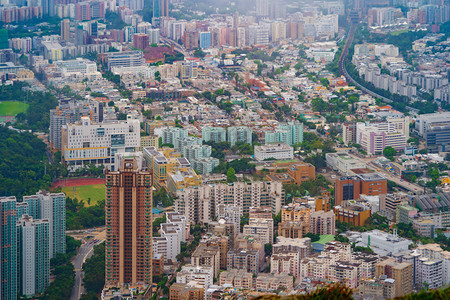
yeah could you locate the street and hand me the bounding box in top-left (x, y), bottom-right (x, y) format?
top-left (68, 228), bottom-right (106, 300)
top-left (344, 152), bottom-right (423, 194)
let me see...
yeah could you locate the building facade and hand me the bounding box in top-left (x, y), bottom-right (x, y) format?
top-left (105, 156), bottom-right (153, 287)
top-left (17, 215), bottom-right (50, 296)
top-left (62, 116), bottom-right (140, 171)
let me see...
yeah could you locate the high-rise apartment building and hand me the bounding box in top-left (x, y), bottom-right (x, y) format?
top-left (153, 0), bottom-right (169, 18)
top-left (162, 127), bottom-right (188, 147)
top-left (256, 0), bottom-right (269, 17)
top-left (0, 197), bottom-right (17, 300)
top-left (265, 121), bottom-right (303, 146)
top-left (22, 191), bottom-right (66, 258)
top-left (309, 210), bottom-right (335, 235)
top-left (227, 126), bottom-right (252, 146)
top-left (17, 215), bottom-right (50, 296)
top-left (175, 181), bottom-right (284, 224)
top-left (61, 19), bottom-right (70, 42)
top-left (202, 126), bottom-right (227, 143)
top-left (161, 0), bottom-right (169, 17)
top-left (375, 259), bottom-right (413, 297)
top-left (105, 156), bottom-right (153, 287)
top-left (133, 34), bottom-right (150, 50)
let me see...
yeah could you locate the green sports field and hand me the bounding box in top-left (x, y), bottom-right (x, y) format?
top-left (312, 234), bottom-right (335, 245)
top-left (0, 101), bottom-right (29, 116)
top-left (61, 184), bottom-right (105, 207)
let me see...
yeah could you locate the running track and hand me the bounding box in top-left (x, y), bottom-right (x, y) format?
top-left (51, 178), bottom-right (105, 188)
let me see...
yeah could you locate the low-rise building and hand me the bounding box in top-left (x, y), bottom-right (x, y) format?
top-left (254, 143), bottom-right (293, 161)
top-left (333, 201), bottom-right (371, 227)
top-left (255, 273), bottom-right (294, 292)
top-left (219, 270), bottom-right (253, 289)
top-left (359, 229), bottom-right (413, 256)
top-left (326, 152), bottom-right (366, 175)
top-left (176, 265), bottom-right (214, 288)
top-left (170, 282), bottom-right (204, 300)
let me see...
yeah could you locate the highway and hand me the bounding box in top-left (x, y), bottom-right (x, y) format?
top-left (160, 37), bottom-right (192, 58)
top-left (338, 24), bottom-right (419, 115)
top-left (345, 151), bottom-right (423, 194)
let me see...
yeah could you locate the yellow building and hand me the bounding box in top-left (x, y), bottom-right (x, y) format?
top-left (143, 146), bottom-right (200, 191)
top-left (144, 120), bottom-right (175, 135)
top-left (167, 169), bottom-right (202, 196)
top-left (138, 135), bottom-right (159, 151)
top-left (281, 204), bottom-right (311, 223)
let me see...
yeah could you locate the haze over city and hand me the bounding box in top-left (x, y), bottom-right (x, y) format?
top-left (0, 0), bottom-right (449, 299)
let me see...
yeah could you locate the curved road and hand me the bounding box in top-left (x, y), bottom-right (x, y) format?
top-left (338, 24), bottom-right (419, 114)
top-left (69, 239), bottom-right (104, 300)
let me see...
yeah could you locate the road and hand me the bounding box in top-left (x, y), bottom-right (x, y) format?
top-left (368, 162), bottom-right (423, 194)
top-left (160, 37), bottom-right (191, 58)
top-left (345, 151), bottom-right (423, 194)
top-left (338, 24), bottom-right (420, 115)
top-left (68, 228), bottom-right (106, 300)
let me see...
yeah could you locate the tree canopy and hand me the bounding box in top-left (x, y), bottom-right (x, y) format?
top-left (0, 127), bottom-right (53, 197)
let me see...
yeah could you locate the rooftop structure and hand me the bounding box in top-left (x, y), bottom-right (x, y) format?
top-left (359, 229), bottom-right (413, 256)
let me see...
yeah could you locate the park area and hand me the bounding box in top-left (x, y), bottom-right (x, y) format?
top-left (52, 178), bottom-right (105, 207)
top-left (0, 101), bottom-right (28, 116)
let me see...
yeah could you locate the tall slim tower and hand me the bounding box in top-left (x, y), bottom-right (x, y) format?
top-left (17, 215), bottom-right (50, 296)
top-left (256, 0), bottom-right (269, 17)
top-left (105, 156), bottom-right (153, 287)
top-left (61, 19), bottom-right (70, 42)
top-left (153, 0), bottom-right (161, 18)
top-left (0, 197), bottom-right (18, 300)
top-left (160, 0), bottom-right (169, 17)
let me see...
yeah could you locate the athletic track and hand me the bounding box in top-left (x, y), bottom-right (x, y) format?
top-left (51, 178), bottom-right (105, 188)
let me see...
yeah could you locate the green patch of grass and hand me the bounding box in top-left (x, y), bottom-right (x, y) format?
top-left (61, 184), bottom-right (105, 207)
top-left (312, 234), bottom-right (335, 245)
top-left (390, 29), bottom-right (408, 36)
top-left (0, 101), bottom-right (29, 116)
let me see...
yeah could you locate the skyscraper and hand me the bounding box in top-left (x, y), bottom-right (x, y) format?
top-left (160, 0), bottom-right (169, 17)
top-left (61, 19), bottom-right (70, 42)
top-left (17, 215), bottom-right (50, 296)
top-left (43, 0), bottom-right (55, 16)
top-left (256, 0), bottom-right (269, 17)
top-left (153, 0), bottom-right (169, 18)
top-left (153, 0), bottom-right (161, 18)
top-left (0, 197), bottom-right (18, 300)
top-left (22, 191), bottom-right (66, 258)
top-left (105, 156), bottom-right (153, 287)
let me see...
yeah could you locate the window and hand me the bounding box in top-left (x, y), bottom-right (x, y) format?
top-left (111, 134), bottom-right (125, 147)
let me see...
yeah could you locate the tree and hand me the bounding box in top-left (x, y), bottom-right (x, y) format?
top-left (311, 97), bottom-right (328, 112)
top-left (334, 234), bottom-right (350, 243)
top-left (304, 233), bottom-right (320, 242)
top-left (383, 146), bottom-right (397, 161)
top-left (264, 243), bottom-right (272, 257)
top-left (227, 167), bottom-right (237, 183)
top-left (407, 137), bottom-right (419, 146)
top-left (155, 71), bottom-right (161, 82)
top-left (82, 242), bottom-right (105, 295)
top-left (193, 48), bottom-right (206, 58)
top-left (319, 78), bottom-right (330, 88)
top-left (108, 100), bottom-right (115, 107)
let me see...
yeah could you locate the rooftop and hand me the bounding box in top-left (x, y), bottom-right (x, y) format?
top-left (356, 173), bottom-right (386, 181)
